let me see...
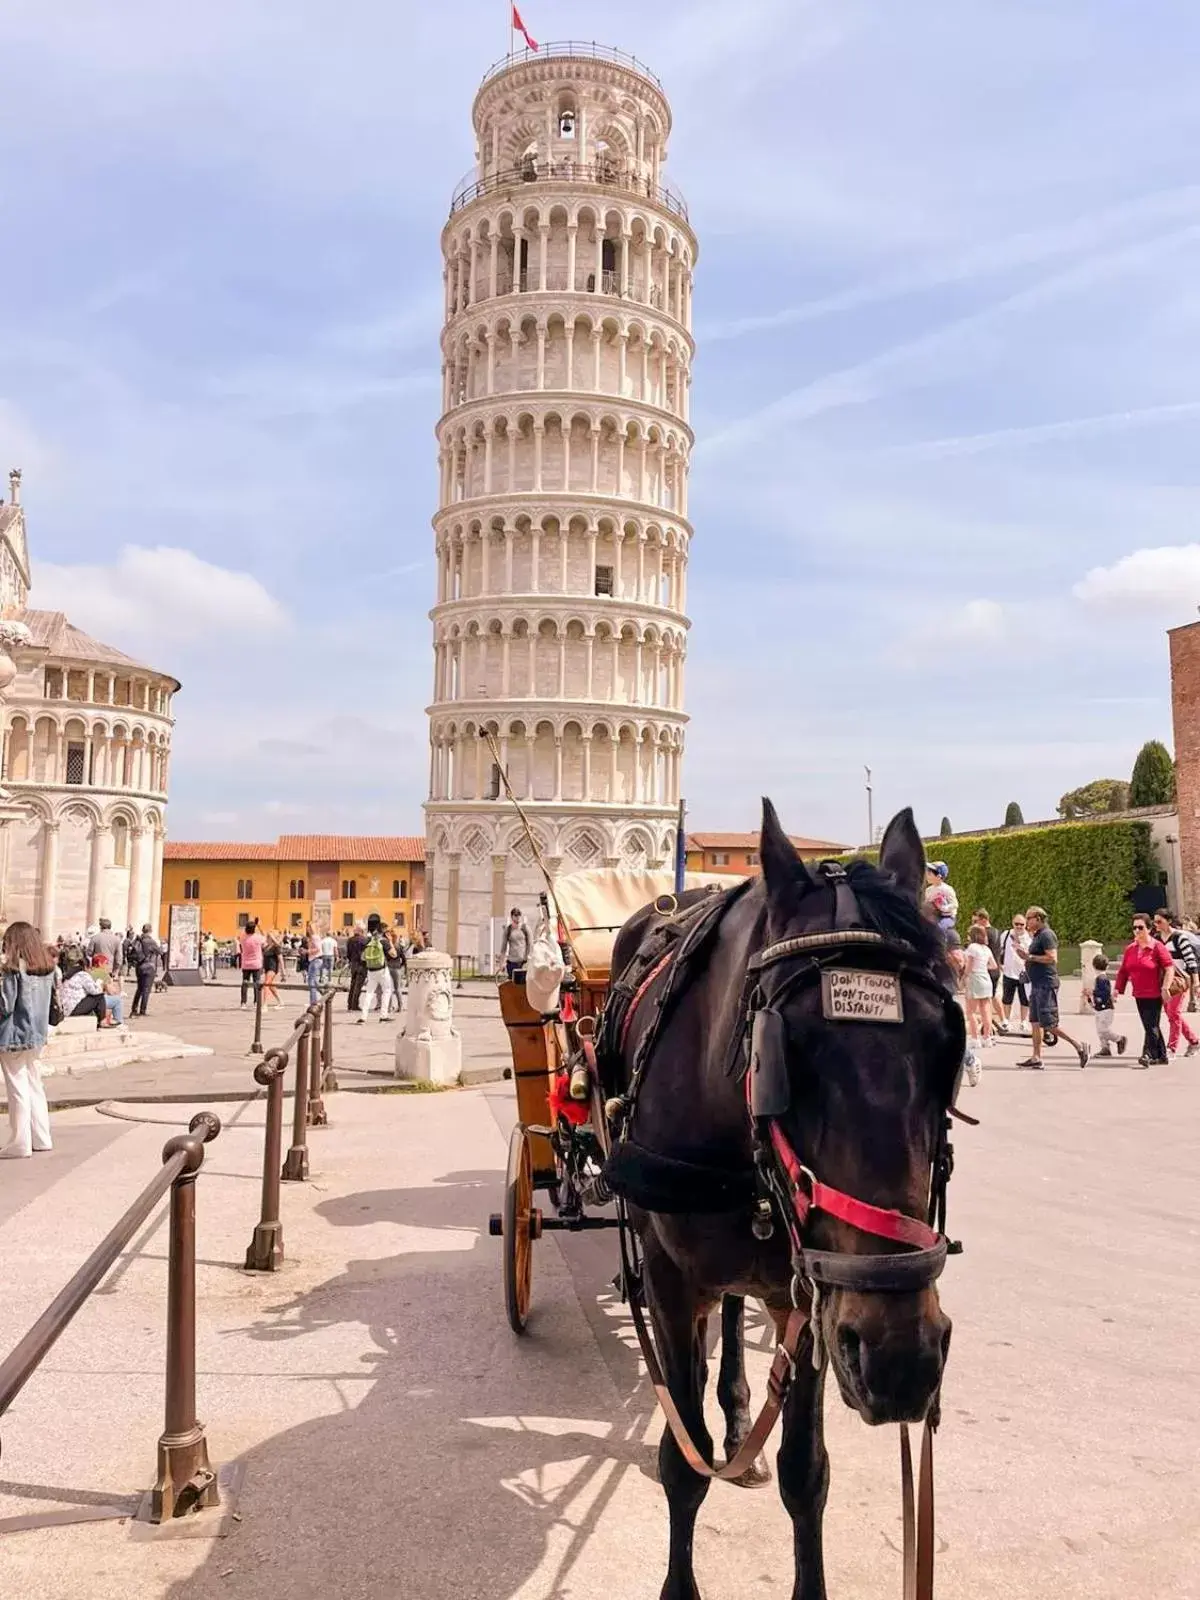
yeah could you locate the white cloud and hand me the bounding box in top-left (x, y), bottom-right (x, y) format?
top-left (890, 598), bottom-right (1011, 669)
top-left (34, 545), bottom-right (288, 651)
top-left (1074, 545), bottom-right (1200, 615)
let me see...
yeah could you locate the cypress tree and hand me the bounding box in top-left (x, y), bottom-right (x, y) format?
top-left (1128, 740), bottom-right (1175, 808)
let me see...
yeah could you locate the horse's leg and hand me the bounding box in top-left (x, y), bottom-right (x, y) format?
top-left (772, 1312), bottom-right (830, 1600)
top-left (645, 1247), bottom-right (714, 1600)
top-left (716, 1295), bottom-right (771, 1487)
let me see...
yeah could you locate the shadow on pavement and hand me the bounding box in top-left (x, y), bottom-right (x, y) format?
top-left (168, 1168), bottom-right (660, 1600)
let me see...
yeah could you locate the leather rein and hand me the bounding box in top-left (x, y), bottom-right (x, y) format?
top-left (613, 911), bottom-right (963, 1600)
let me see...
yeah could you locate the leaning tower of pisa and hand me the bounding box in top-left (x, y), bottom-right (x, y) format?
top-left (424, 43), bottom-right (697, 957)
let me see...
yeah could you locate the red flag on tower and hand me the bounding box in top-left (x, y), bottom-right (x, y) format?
top-left (512, 5), bottom-right (539, 51)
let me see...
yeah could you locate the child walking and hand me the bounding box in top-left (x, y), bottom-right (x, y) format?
top-left (1084, 954), bottom-right (1127, 1058)
top-left (962, 925), bottom-right (998, 1049)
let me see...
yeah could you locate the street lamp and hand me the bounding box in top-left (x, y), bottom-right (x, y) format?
top-left (864, 766), bottom-right (874, 851)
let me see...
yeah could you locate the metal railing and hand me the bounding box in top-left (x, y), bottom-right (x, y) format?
top-left (449, 159), bottom-right (689, 221)
top-left (245, 992), bottom-right (336, 1273)
top-left (0, 1112), bottom-right (223, 1523)
top-left (477, 42), bottom-right (666, 92)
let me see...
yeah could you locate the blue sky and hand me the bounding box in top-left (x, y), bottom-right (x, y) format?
top-left (3, 0), bottom-right (1199, 846)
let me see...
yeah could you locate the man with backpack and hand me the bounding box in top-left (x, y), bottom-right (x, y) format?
top-left (129, 923), bottom-right (163, 1018)
top-left (346, 923), bottom-right (367, 1011)
top-left (357, 915), bottom-right (394, 1023)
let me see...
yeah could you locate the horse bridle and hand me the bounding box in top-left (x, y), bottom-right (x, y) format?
top-left (742, 921), bottom-right (962, 1328)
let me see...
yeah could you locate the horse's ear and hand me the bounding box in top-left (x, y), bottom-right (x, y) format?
top-left (878, 808), bottom-right (925, 902)
top-left (760, 797), bottom-right (813, 923)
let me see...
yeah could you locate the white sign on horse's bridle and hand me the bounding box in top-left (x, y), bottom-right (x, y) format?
top-left (821, 968), bottom-right (905, 1024)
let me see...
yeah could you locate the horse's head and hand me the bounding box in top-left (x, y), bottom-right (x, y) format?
top-left (755, 799), bottom-right (961, 1426)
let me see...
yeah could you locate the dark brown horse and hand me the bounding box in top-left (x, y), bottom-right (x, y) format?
top-left (603, 801), bottom-right (964, 1600)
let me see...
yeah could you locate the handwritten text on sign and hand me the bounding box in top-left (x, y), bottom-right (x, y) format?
top-left (821, 969), bottom-right (904, 1024)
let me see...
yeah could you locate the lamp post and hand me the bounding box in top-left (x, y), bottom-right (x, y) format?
top-left (864, 766), bottom-right (874, 852)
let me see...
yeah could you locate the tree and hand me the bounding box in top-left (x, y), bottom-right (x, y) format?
top-left (1004, 801), bottom-right (1025, 827)
top-left (939, 817), bottom-right (953, 837)
top-left (1057, 778), bottom-right (1130, 820)
top-left (1129, 739), bottom-right (1175, 808)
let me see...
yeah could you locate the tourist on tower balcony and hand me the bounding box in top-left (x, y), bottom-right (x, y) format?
top-left (0, 921), bottom-right (56, 1158)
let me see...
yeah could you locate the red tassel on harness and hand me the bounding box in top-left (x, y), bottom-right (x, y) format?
top-left (560, 990), bottom-right (576, 1023)
top-left (548, 1070), bottom-right (590, 1126)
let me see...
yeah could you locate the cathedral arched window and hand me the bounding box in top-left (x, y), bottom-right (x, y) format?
top-left (112, 818), bottom-right (129, 867)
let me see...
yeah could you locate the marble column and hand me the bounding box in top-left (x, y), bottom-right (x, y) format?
top-left (86, 824), bottom-right (110, 926)
top-left (126, 825), bottom-right (147, 928)
top-left (148, 830), bottom-right (165, 936)
top-left (39, 819), bottom-right (60, 937)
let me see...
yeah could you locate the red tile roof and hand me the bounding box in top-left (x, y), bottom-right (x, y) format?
top-left (164, 835), bottom-right (426, 863)
top-left (275, 835), bottom-right (426, 863)
top-left (687, 832), bottom-right (846, 853)
top-left (163, 842), bottom-right (280, 861)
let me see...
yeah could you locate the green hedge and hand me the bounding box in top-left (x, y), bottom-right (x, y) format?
top-left (840, 819), bottom-right (1159, 946)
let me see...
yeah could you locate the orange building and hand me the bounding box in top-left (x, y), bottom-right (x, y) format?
top-left (160, 835), bottom-right (425, 940)
top-left (685, 831), bottom-right (846, 876)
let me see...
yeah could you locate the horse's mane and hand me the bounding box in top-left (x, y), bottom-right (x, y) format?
top-left (839, 858), bottom-right (950, 979)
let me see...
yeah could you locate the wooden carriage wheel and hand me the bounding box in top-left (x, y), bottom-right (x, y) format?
top-left (503, 1123), bottom-right (541, 1334)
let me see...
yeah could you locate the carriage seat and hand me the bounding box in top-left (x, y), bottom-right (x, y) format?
top-left (551, 867), bottom-right (742, 978)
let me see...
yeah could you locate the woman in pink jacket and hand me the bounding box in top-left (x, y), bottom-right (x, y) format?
top-left (1115, 916), bottom-right (1174, 1068)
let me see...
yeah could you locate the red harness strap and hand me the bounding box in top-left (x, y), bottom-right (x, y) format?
top-left (768, 1120), bottom-right (941, 1252)
top-left (618, 951), bottom-right (675, 1055)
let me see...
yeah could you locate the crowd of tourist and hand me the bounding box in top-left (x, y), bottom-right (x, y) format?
top-left (224, 917), bottom-right (427, 1021)
top-left (925, 862), bottom-right (1200, 1078)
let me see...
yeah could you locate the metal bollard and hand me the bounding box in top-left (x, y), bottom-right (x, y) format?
top-left (250, 981), bottom-right (264, 1055)
top-left (322, 991), bottom-right (338, 1093)
top-left (282, 1027), bottom-right (310, 1182)
top-left (151, 1112), bottom-right (222, 1522)
top-left (244, 1055), bottom-right (285, 1271)
top-left (307, 1005), bottom-right (329, 1128)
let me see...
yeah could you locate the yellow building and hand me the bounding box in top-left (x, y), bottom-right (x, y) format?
top-left (160, 835), bottom-right (425, 940)
top-left (685, 831), bottom-right (846, 877)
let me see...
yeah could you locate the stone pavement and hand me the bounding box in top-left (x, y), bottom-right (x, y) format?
top-left (0, 994), bottom-right (1196, 1597)
top-left (1, 978), bottom-right (513, 1108)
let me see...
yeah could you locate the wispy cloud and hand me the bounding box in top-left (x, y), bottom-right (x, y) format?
top-left (885, 400), bottom-right (1200, 461)
top-left (704, 221), bottom-right (1200, 453)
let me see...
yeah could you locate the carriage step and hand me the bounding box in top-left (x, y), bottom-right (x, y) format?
top-left (488, 1214), bottom-right (503, 1237)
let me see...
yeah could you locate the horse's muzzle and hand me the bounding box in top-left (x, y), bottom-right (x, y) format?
top-left (831, 1298), bottom-right (951, 1425)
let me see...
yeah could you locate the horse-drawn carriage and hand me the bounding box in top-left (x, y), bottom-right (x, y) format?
top-left (489, 865), bottom-right (724, 1331)
top-left (485, 809), bottom-right (969, 1600)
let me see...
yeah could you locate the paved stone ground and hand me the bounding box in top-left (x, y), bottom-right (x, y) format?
top-left (0, 985), bottom-right (1196, 1598)
top-left (1, 976), bottom-right (514, 1108)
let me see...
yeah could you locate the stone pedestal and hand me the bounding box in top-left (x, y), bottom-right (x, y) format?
top-left (396, 949), bottom-right (462, 1085)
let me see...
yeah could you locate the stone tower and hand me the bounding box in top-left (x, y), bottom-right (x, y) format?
top-left (424, 43), bottom-right (697, 957)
